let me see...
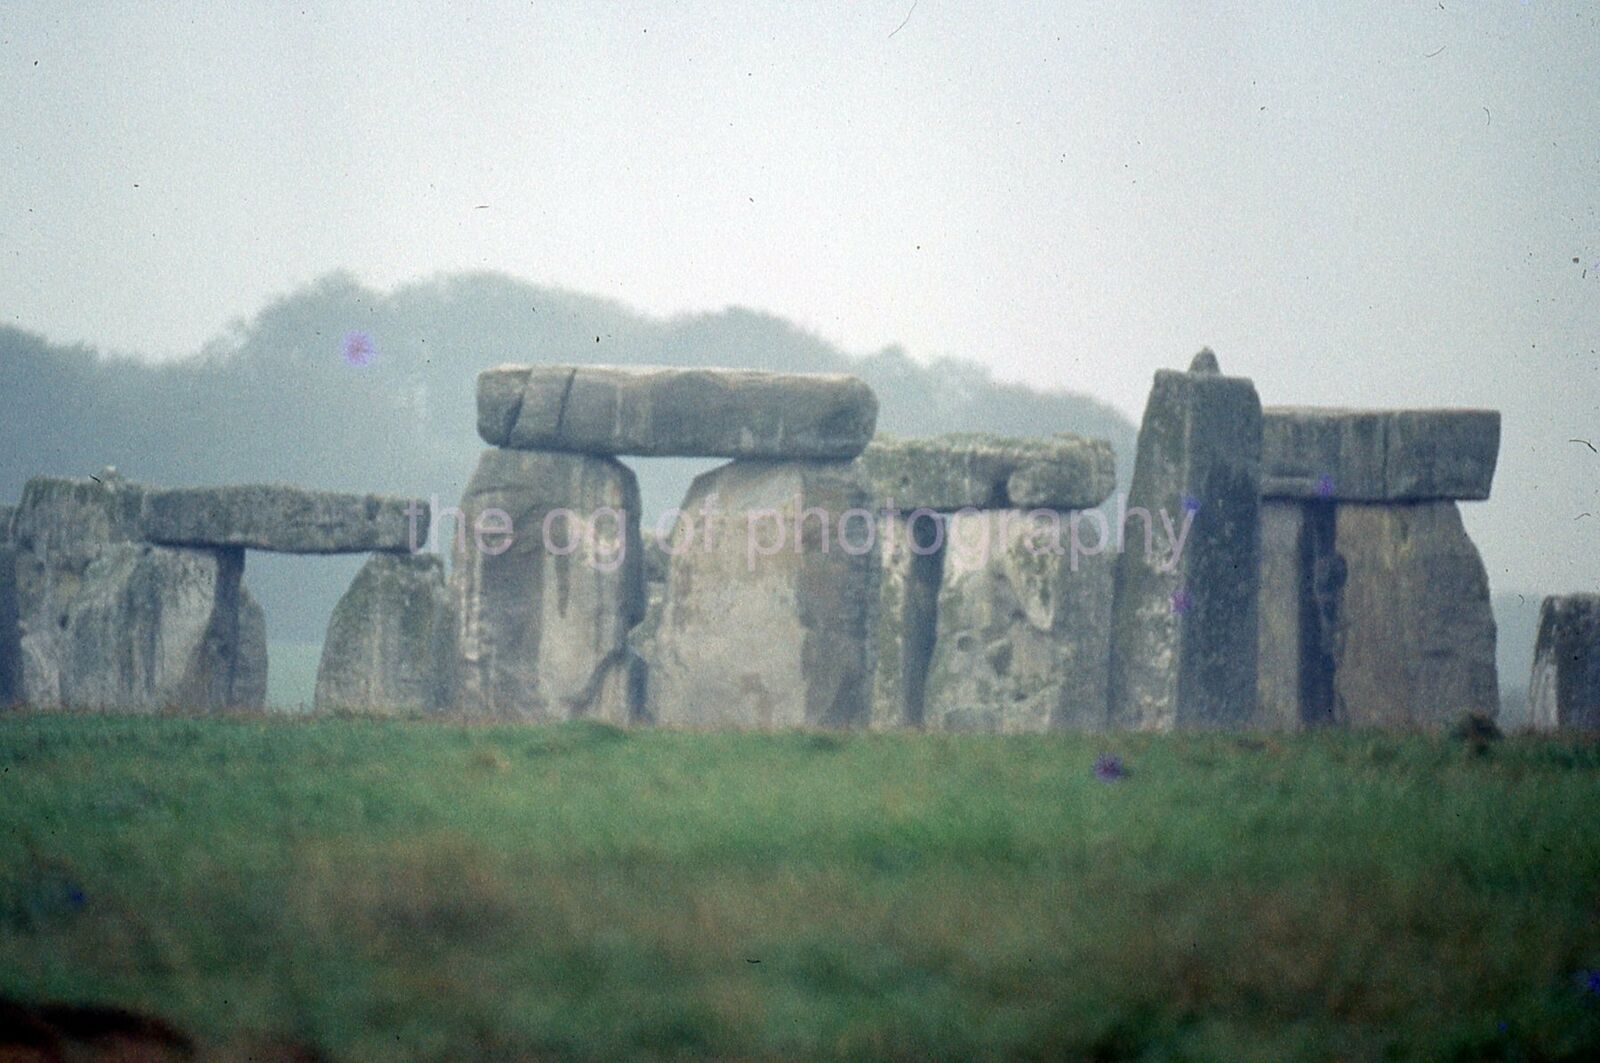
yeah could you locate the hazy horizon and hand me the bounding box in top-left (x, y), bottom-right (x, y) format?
top-left (4, 1), bottom-right (1597, 592)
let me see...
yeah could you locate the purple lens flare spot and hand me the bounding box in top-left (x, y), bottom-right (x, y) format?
top-left (1170, 587), bottom-right (1194, 615)
top-left (1315, 473), bottom-right (1335, 498)
top-left (1180, 494), bottom-right (1201, 514)
top-left (1093, 754), bottom-right (1126, 782)
top-left (342, 330), bottom-right (376, 366)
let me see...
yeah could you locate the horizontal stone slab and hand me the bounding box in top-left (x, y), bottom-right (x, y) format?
top-left (1261, 408), bottom-right (1499, 501)
top-left (856, 433), bottom-right (1116, 511)
top-left (477, 364), bottom-right (878, 459)
top-left (139, 485), bottom-right (428, 554)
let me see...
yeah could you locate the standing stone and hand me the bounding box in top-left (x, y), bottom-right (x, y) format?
top-left (478, 365), bottom-right (879, 459)
top-left (1332, 502), bottom-right (1498, 728)
top-left (1108, 355), bottom-right (1263, 730)
top-left (235, 585), bottom-right (268, 711)
top-left (923, 510), bottom-right (1113, 732)
top-left (12, 473), bottom-right (146, 707)
top-left (1255, 500), bottom-right (1342, 730)
top-left (140, 485), bottom-right (426, 554)
top-left (451, 449), bottom-right (644, 722)
top-left (0, 508), bottom-right (18, 708)
top-left (646, 460), bottom-right (878, 729)
top-left (870, 511), bottom-right (944, 729)
top-left (58, 544), bottom-right (252, 712)
top-left (314, 553), bottom-right (454, 715)
top-left (1529, 595), bottom-right (1600, 731)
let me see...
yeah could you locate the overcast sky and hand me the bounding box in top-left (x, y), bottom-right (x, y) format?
top-left (2, 1), bottom-right (1597, 592)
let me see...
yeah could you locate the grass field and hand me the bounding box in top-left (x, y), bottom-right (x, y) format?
top-left (2, 713), bottom-right (1600, 1060)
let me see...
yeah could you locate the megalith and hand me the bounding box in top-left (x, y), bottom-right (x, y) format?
top-left (1107, 350), bottom-right (1263, 731)
top-left (870, 510), bottom-right (943, 730)
top-left (646, 460), bottom-right (879, 729)
top-left (924, 509), bottom-right (1114, 732)
top-left (1529, 595), bottom-right (1600, 731)
top-left (451, 448), bottom-right (644, 722)
top-left (58, 543), bottom-right (254, 712)
top-left (1255, 407), bottom-right (1501, 730)
top-left (315, 553), bottom-right (454, 715)
top-left (478, 364), bottom-right (878, 460)
top-left (0, 505), bottom-right (20, 708)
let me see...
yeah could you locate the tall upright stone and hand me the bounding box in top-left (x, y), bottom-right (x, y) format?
top-left (235, 585), bottom-right (268, 711)
top-left (12, 472), bottom-right (147, 706)
top-left (646, 460), bottom-right (878, 729)
top-left (924, 510), bottom-right (1113, 732)
top-left (451, 449), bottom-right (644, 722)
top-left (1108, 350), bottom-right (1263, 730)
top-left (0, 505), bottom-right (19, 707)
top-left (1255, 500), bottom-right (1342, 730)
top-left (58, 543), bottom-right (254, 712)
top-left (315, 553), bottom-right (454, 715)
top-left (1529, 595), bottom-right (1600, 731)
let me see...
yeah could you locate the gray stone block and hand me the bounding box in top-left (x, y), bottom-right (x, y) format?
top-left (1255, 500), bottom-right (1341, 731)
top-left (0, 542), bottom-right (18, 707)
top-left (857, 433), bottom-right (1116, 512)
top-left (140, 484), bottom-right (427, 554)
top-left (450, 449), bottom-right (644, 722)
top-left (646, 460), bottom-right (879, 729)
top-left (1261, 408), bottom-right (1499, 501)
top-left (315, 553), bottom-right (454, 715)
top-left (1108, 361), bottom-right (1263, 731)
top-left (1528, 594), bottom-right (1600, 731)
top-left (57, 544), bottom-right (254, 712)
top-left (1332, 502), bottom-right (1498, 728)
top-left (478, 364), bottom-right (878, 459)
top-left (12, 472), bottom-right (144, 557)
top-left (924, 510), bottom-right (1113, 732)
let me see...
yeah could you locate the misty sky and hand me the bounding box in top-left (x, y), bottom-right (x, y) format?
top-left (2, 1), bottom-right (1597, 593)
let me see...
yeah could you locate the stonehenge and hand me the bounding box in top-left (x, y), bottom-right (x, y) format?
top-left (450, 448), bottom-right (643, 723)
top-left (2, 351), bottom-right (1531, 734)
top-left (1254, 407), bottom-right (1502, 730)
top-left (1107, 350), bottom-right (1264, 731)
top-left (0, 470), bottom-right (426, 713)
top-left (1528, 595), bottom-right (1600, 731)
top-left (857, 434), bottom-right (1118, 732)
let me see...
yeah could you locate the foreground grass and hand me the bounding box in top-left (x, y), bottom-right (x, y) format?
top-left (2, 714), bottom-right (1599, 1060)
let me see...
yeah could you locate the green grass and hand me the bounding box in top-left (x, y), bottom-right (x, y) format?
top-left (3, 714), bottom-right (1600, 1060)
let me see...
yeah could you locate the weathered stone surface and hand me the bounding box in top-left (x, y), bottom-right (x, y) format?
top-left (1261, 408), bottom-right (1499, 501)
top-left (139, 485), bottom-right (427, 554)
top-left (1108, 361), bottom-right (1262, 731)
top-left (478, 364), bottom-right (878, 459)
top-left (56, 544), bottom-right (255, 711)
top-left (235, 585), bottom-right (267, 711)
top-left (1255, 500), bottom-right (1342, 731)
top-left (451, 449), bottom-right (644, 722)
top-left (315, 553), bottom-right (454, 715)
top-left (12, 473), bottom-right (149, 706)
top-left (870, 512), bottom-right (944, 729)
top-left (646, 460), bottom-right (878, 729)
top-left (924, 510), bottom-right (1113, 732)
top-left (638, 528), bottom-right (670, 585)
top-left (0, 540), bottom-right (18, 707)
top-left (857, 433), bottom-right (1116, 512)
top-left (1529, 595), bottom-right (1600, 731)
top-left (1332, 502), bottom-right (1498, 728)
top-left (12, 472), bottom-right (144, 556)
top-left (0, 504), bottom-right (15, 545)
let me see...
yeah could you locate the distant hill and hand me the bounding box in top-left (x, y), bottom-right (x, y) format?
top-left (1, 271), bottom-right (1136, 643)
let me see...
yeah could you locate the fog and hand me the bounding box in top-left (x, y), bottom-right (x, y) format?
top-left (2, 1), bottom-right (1597, 593)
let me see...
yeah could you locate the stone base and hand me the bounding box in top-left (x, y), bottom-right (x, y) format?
top-left (646, 460), bottom-right (878, 729)
top-left (450, 449), bottom-right (644, 722)
top-left (924, 510), bottom-right (1112, 732)
top-left (315, 553), bottom-right (455, 715)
